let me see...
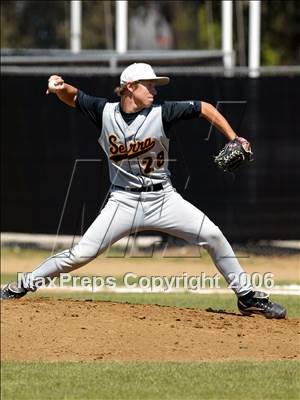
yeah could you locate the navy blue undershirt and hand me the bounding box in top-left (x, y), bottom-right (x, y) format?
top-left (75, 90), bottom-right (201, 137)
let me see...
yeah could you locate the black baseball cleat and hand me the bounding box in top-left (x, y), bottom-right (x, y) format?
top-left (238, 291), bottom-right (286, 319)
top-left (0, 282), bottom-right (28, 300)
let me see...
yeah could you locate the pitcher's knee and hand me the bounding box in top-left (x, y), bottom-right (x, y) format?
top-left (59, 242), bottom-right (100, 268)
top-left (73, 242), bottom-right (100, 262)
top-left (203, 226), bottom-right (225, 248)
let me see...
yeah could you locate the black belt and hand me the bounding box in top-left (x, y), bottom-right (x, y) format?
top-left (113, 183), bottom-right (163, 192)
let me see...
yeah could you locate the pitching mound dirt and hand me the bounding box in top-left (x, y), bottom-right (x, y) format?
top-left (1, 299), bottom-right (299, 362)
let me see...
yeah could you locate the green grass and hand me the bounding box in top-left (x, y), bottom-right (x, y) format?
top-left (1, 361), bottom-right (299, 400)
top-left (0, 247), bottom-right (52, 258)
top-left (0, 246), bottom-right (211, 261)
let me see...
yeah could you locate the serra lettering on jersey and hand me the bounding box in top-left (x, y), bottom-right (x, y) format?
top-left (99, 103), bottom-right (170, 187)
top-left (108, 134), bottom-right (155, 162)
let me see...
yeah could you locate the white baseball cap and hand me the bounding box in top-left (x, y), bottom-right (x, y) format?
top-left (120, 63), bottom-right (170, 86)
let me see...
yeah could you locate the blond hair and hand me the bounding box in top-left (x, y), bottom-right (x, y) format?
top-left (114, 85), bottom-right (127, 97)
top-left (114, 81), bottom-right (139, 97)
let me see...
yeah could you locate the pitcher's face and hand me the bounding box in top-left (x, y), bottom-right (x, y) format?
top-left (130, 80), bottom-right (158, 108)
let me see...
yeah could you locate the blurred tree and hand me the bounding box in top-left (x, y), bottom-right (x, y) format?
top-left (1, 0), bottom-right (299, 65)
top-left (167, 1), bottom-right (199, 50)
top-left (197, 1), bottom-right (221, 50)
top-left (1, 0), bottom-right (69, 49)
top-left (81, 1), bottom-right (114, 49)
top-left (260, 0), bottom-right (300, 65)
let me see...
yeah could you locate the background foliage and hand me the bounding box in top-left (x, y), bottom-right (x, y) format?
top-left (1, 0), bottom-right (300, 65)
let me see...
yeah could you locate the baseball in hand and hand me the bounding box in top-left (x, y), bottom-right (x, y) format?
top-left (47, 79), bottom-right (64, 94)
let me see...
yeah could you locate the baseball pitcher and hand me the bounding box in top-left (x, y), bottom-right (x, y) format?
top-left (1, 63), bottom-right (286, 319)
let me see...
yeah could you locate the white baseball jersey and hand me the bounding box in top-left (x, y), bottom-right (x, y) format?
top-left (75, 91), bottom-right (201, 189)
top-left (99, 102), bottom-right (170, 188)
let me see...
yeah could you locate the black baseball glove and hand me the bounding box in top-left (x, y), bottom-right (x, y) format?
top-left (214, 137), bottom-right (253, 172)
